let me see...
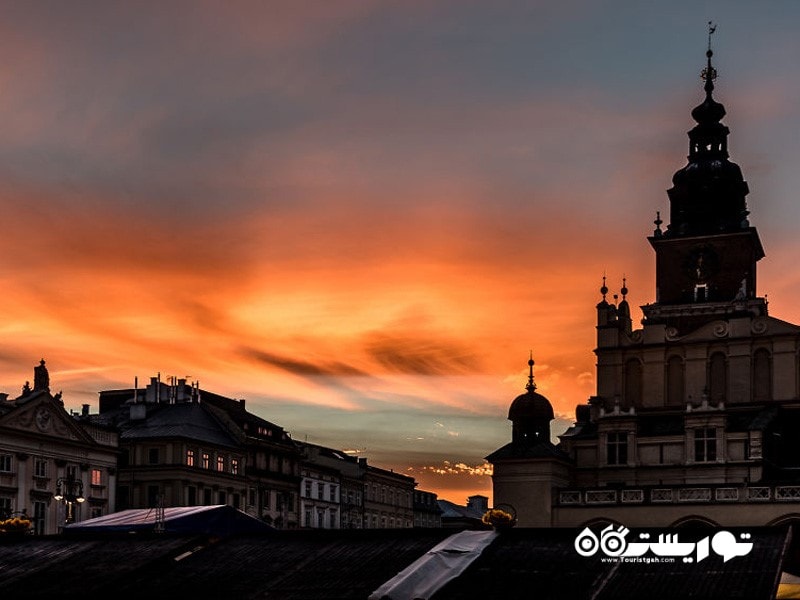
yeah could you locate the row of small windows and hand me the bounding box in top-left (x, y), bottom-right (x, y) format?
top-left (303, 480), bottom-right (339, 502)
top-left (184, 449), bottom-right (240, 475)
top-left (606, 428), bottom-right (718, 465)
top-left (247, 488), bottom-right (295, 512)
top-left (366, 485), bottom-right (411, 507)
top-left (0, 455), bottom-right (104, 485)
top-left (363, 514), bottom-right (411, 529)
top-left (623, 349), bottom-right (773, 407)
top-left (303, 506), bottom-right (339, 528)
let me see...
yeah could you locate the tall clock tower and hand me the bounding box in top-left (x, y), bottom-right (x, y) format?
top-left (644, 47), bottom-right (765, 334)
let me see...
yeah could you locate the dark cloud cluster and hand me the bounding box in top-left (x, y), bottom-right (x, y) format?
top-left (240, 347), bottom-right (366, 377)
top-left (363, 332), bottom-right (478, 376)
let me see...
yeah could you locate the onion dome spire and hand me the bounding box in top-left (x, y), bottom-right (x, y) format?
top-left (692, 23), bottom-right (724, 127)
top-left (526, 351), bottom-right (536, 392)
top-left (666, 23), bottom-right (750, 237)
top-left (508, 353), bottom-right (554, 445)
top-left (600, 274), bottom-right (608, 302)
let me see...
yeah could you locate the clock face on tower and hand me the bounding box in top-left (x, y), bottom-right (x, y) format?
top-left (683, 245), bottom-right (720, 283)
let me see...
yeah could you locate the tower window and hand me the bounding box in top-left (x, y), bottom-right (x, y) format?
top-left (708, 352), bottom-right (727, 402)
top-left (666, 356), bottom-right (685, 406)
top-left (694, 428), bottom-right (717, 462)
top-left (753, 349), bottom-right (771, 402)
top-left (694, 284), bottom-right (708, 302)
top-left (623, 359), bottom-right (642, 408)
top-left (606, 432), bottom-right (628, 466)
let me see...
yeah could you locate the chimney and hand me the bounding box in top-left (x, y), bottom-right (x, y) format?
top-left (81, 404), bottom-right (90, 417)
top-left (177, 378), bottom-right (187, 402)
top-left (146, 377), bottom-right (158, 403)
top-left (467, 495), bottom-right (489, 513)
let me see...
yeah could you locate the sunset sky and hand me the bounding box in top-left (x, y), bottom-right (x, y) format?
top-left (2, 2), bottom-right (800, 503)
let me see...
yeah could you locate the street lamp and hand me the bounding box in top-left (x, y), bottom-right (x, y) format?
top-left (53, 476), bottom-right (85, 524)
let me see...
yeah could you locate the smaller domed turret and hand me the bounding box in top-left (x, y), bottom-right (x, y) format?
top-left (508, 354), bottom-right (554, 445)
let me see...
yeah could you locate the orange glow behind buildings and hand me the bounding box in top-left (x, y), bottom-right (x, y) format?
top-left (2, 4), bottom-right (800, 504)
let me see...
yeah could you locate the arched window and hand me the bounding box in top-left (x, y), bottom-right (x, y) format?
top-left (708, 352), bottom-right (727, 402)
top-left (666, 355), bottom-right (684, 406)
top-left (624, 359), bottom-right (642, 408)
top-left (753, 348), bottom-right (771, 402)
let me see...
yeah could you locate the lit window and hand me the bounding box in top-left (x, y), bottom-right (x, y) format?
top-left (217, 456), bottom-right (225, 472)
top-left (202, 453), bottom-right (210, 469)
top-left (231, 458), bottom-right (240, 475)
top-left (91, 469), bottom-right (102, 486)
top-left (186, 450), bottom-right (195, 467)
top-left (695, 428), bottom-right (717, 462)
top-left (694, 283), bottom-right (708, 302)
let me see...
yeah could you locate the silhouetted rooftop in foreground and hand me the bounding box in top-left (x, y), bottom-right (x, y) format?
top-left (0, 527), bottom-right (790, 600)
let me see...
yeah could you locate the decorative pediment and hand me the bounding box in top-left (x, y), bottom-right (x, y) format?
top-left (0, 395), bottom-right (93, 444)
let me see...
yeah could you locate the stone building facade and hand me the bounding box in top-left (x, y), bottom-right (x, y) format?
top-left (363, 465), bottom-right (415, 529)
top-left (0, 361), bottom-right (118, 534)
top-left (97, 376), bottom-right (300, 527)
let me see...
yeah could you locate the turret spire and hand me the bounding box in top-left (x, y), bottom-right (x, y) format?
top-left (644, 24), bottom-right (766, 326)
top-left (526, 352), bottom-right (536, 392)
top-left (702, 21), bottom-right (718, 97)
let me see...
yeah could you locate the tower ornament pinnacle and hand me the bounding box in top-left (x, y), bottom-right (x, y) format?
top-left (526, 352), bottom-right (536, 392)
top-left (701, 22), bottom-right (718, 95)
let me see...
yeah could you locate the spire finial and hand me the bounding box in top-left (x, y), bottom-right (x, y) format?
top-left (600, 273), bottom-right (608, 301)
top-left (621, 276), bottom-right (628, 299)
top-left (701, 22), bottom-right (718, 96)
top-left (707, 21), bottom-right (716, 54)
top-left (526, 351), bottom-right (536, 392)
